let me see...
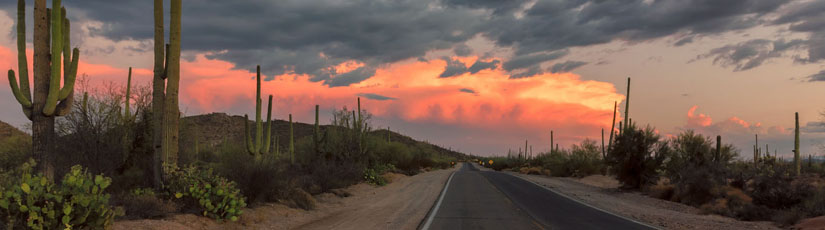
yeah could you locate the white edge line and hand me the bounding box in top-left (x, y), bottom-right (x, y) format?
top-left (420, 170), bottom-right (457, 230)
top-left (511, 173), bottom-right (662, 230)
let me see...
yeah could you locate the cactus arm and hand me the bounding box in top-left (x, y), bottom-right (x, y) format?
top-left (245, 114), bottom-right (254, 155)
top-left (8, 70), bottom-right (33, 108)
top-left (263, 95), bottom-right (273, 153)
top-left (162, 44), bottom-right (169, 79)
top-left (43, 2), bottom-right (64, 116)
top-left (58, 11), bottom-right (75, 101)
top-left (16, 0), bottom-right (31, 104)
top-left (54, 17), bottom-right (78, 116)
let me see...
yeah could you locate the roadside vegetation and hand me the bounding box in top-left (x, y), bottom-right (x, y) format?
top-left (479, 78), bottom-right (825, 227)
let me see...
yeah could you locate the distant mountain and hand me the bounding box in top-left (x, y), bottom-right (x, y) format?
top-left (0, 120), bottom-right (28, 141)
top-left (179, 112), bottom-right (467, 160)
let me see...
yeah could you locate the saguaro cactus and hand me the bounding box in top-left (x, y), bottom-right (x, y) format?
top-left (550, 130), bottom-right (554, 153)
top-left (314, 104), bottom-right (320, 152)
top-left (289, 114), bottom-right (295, 164)
top-left (608, 101), bottom-right (617, 152)
top-left (601, 128), bottom-right (605, 159)
top-left (123, 67), bottom-right (135, 121)
top-left (713, 135), bottom-right (722, 162)
top-left (8, 0), bottom-right (79, 179)
top-left (795, 112), bottom-right (800, 175)
top-left (245, 65), bottom-right (274, 157)
top-left (624, 77), bottom-right (631, 131)
top-left (151, 0), bottom-right (182, 188)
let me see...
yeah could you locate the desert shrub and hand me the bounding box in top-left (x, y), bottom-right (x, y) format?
top-left (0, 161), bottom-right (120, 229)
top-left (536, 150), bottom-right (570, 177)
top-left (363, 167), bottom-right (387, 186)
top-left (285, 188), bottom-right (316, 210)
top-left (749, 164), bottom-right (813, 210)
top-left (165, 165), bottom-right (247, 222)
top-left (606, 122), bottom-right (669, 189)
top-left (0, 135), bottom-right (31, 173)
top-left (566, 139), bottom-right (604, 177)
top-left (112, 188), bottom-right (179, 220)
top-left (213, 144), bottom-right (287, 204)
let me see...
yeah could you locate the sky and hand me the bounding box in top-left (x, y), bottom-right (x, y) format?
top-left (1, 0), bottom-right (824, 158)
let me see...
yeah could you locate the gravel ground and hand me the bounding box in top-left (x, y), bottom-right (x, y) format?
top-left (114, 166), bottom-right (457, 230)
top-left (508, 172), bottom-right (781, 230)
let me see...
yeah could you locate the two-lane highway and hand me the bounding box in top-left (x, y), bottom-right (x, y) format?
top-left (421, 163), bottom-right (657, 230)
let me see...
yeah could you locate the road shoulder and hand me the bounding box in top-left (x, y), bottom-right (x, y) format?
top-left (508, 172), bottom-right (780, 230)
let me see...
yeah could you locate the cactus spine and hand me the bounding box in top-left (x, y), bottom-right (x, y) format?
top-left (8, 0), bottom-right (79, 179)
top-left (795, 112), bottom-right (800, 175)
top-left (289, 114), bottom-right (295, 164)
top-left (245, 65), bottom-right (273, 158)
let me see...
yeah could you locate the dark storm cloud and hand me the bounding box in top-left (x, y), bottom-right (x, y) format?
top-left (486, 0), bottom-right (789, 57)
top-left (325, 66), bottom-right (376, 87)
top-left (674, 36), bottom-right (694, 46)
top-left (502, 50), bottom-right (569, 71)
top-left (549, 61), bottom-right (587, 73)
top-left (693, 39), bottom-right (805, 71)
top-left (459, 88), bottom-right (477, 94)
top-left (356, 93), bottom-right (397, 101)
top-left (453, 44), bottom-right (473, 56)
top-left (3, 0), bottom-right (814, 83)
top-left (468, 60), bottom-right (499, 74)
top-left (509, 66), bottom-right (543, 79)
top-left (801, 122), bottom-right (825, 133)
top-left (805, 70), bottom-right (825, 82)
top-left (441, 0), bottom-right (530, 15)
top-left (439, 57), bottom-right (469, 78)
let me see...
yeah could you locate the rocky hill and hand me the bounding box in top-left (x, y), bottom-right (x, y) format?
top-left (179, 113), bottom-right (467, 160)
top-left (0, 120), bottom-right (28, 141)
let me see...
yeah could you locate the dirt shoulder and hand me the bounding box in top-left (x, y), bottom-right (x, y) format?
top-left (114, 166), bottom-right (457, 230)
top-left (508, 172), bottom-right (780, 230)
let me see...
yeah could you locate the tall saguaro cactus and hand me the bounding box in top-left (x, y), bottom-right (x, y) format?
top-left (608, 101), bottom-right (616, 151)
top-left (151, 0), bottom-right (182, 188)
top-left (289, 114), bottom-right (295, 164)
top-left (795, 112), bottom-right (800, 176)
top-left (8, 0), bottom-right (79, 179)
top-left (245, 65), bottom-right (273, 157)
top-left (314, 104), bottom-right (320, 153)
top-left (550, 130), bottom-right (554, 153)
top-left (624, 77), bottom-right (631, 131)
top-left (716, 135), bottom-right (721, 163)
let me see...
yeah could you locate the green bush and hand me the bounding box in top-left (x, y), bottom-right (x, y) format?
top-left (606, 123), bottom-right (668, 189)
top-left (0, 161), bottom-right (120, 229)
top-left (165, 165), bottom-right (247, 222)
top-left (566, 139), bottom-right (603, 177)
top-left (363, 167), bottom-right (387, 186)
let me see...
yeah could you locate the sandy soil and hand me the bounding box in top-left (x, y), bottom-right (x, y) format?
top-left (510, 172), bottom-right (780, 230)
top-left (796, 216), bottom-right (825, 230)
top-left (114, 166), bottom-right (457, 230)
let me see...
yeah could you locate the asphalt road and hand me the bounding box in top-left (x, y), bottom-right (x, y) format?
top-left (421, 163), bottom-right (657, 230)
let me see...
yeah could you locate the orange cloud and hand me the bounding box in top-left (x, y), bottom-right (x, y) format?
top-left (687, 105), bottom-right (712, 127)
top-left (0, 44), bottom-right (626, 154)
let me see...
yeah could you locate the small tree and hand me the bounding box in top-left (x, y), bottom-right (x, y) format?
top-left (606, 122), bottom-right (668, 189)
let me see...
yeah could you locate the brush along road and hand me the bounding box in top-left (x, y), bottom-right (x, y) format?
top-left (422, 163), bottom-right (657, 230)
